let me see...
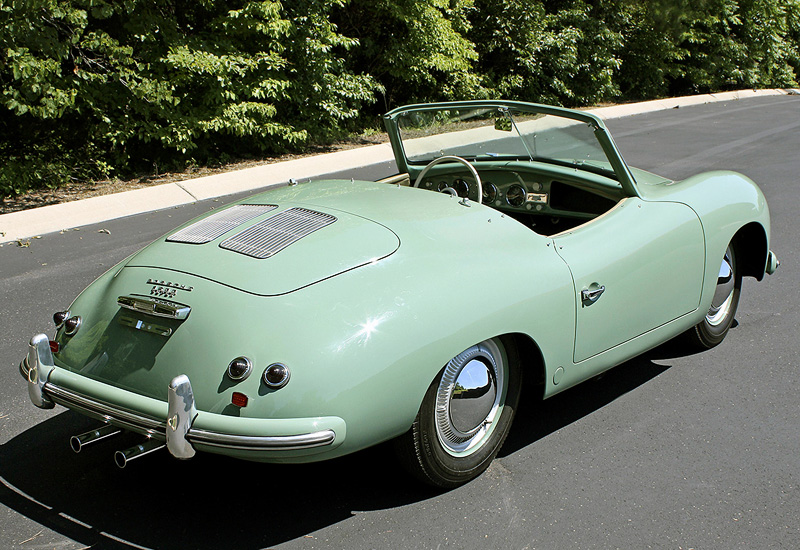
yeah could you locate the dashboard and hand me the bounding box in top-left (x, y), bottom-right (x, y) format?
top-left (417, 167), bottom-right (619, 220)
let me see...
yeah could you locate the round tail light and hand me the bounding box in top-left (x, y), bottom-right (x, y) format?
top-left (226, 357), bottom-right (252, 381)
top-left (53, 311), bottom-right (70, 328)
top-left (263, 363), bottom-right (290, 389)
top-left (64, 316), bottom-right (81, 336)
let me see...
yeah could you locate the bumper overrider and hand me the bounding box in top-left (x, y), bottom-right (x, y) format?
top-left (20, 334), bottom-right (342, 465)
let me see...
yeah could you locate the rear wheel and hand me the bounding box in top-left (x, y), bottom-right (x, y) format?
top-left (687, 243), bottom-right (741, 349)
top-left (394, 337), bottom-right (521, 488)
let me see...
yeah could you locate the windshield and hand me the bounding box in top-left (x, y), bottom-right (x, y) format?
top-left (396, 106), bottom-right (617, 179)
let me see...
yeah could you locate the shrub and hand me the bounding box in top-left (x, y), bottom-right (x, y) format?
top-left (0, 0), bottom-right (379, 195)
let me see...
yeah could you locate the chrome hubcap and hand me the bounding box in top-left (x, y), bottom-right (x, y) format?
top-left (450, 358), bottom-right (497, 433)
top-left (435, 340), bottom-right (503, 455)
top-left (706, 246), bottom-right (736, 327)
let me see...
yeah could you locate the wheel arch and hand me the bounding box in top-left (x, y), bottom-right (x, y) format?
top-left (505, 333), bottom-right (546, 401)
top-left (732, 222), bottom-right (769, 281)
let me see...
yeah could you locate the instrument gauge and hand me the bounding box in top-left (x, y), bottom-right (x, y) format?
top-left (506, 184), bottom-right (526, 207)
top-left (453, 178), bottom-right (469, 198)
top-left (437, 181), bottom-right (450, 192)
top-left (482, 182), bottom-right (498, 203)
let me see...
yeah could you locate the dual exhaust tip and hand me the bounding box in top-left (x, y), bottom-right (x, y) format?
top-left (70, 425), bottom-right (164, 468)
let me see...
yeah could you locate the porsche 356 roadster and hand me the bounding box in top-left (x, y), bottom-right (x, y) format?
top-left (20, 101), bottom-right (778, 487)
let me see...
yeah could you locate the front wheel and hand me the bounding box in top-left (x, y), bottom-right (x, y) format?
top-left (394, 337), bottom-right (521, 488)
top-left (687, 243), bottom-right (741, 349)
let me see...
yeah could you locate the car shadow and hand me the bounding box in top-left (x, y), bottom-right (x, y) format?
top-left (0, 341), bottom-right (692, 549)
top-left (500, 351), bottom-right (677, 457)
top-left (0, 412), bottom-right (441, 549)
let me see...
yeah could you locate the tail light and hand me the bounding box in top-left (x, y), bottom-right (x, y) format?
top-left (226, 357), bottom-right (252, 381)
top-left (263, 363), bottom-right (290, 389)
top-left (53, 311), bottom-right (69, 328)
top-left (64, 316), bottom-right (81, 336)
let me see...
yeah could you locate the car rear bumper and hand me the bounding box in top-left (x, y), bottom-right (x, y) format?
top-left (766, 249), bottom-right (780, 275)
top-left (21, 334), bottom-right (342, 460)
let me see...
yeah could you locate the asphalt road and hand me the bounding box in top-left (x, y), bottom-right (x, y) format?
top-left (1, 95), bottom-right (797, 549)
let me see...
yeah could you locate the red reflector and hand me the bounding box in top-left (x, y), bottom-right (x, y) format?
top-left (231, 392), bottom-right (248, 408)
top-left (49, 340), bottom-right (60, 353)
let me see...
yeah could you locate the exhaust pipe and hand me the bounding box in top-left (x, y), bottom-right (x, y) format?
top-left (70, 424), bottom-right (122, 453)
top-left (114, 438), bottom-right (165, 469)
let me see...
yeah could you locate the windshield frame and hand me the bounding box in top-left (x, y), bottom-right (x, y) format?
top-left (383, 100), bottom-right (639, 198)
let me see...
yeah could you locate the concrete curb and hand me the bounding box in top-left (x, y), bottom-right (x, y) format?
top-left (1, 88), bottom-right (797, 242)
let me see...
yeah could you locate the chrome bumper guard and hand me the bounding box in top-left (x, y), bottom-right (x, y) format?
top-left (20, 334), bottom-right (336, 457)
top-left (23, 334), bottom-right (56, 409)
top-left (766, 250), bottom-right (780, 275)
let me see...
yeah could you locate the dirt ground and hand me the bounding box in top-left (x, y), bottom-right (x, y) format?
top-left (0, 134), bottom-right (389, 215)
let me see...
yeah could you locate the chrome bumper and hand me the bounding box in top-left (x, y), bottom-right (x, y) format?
top-left (20, 334), bottom-right (337, 457)
top-left (766, 249), bottom-right (780, 275)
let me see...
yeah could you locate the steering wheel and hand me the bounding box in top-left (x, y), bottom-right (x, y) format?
top-left (413, 155), bottom-right (483, 205)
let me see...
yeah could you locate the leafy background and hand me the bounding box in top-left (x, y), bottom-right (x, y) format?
top-left (1, 0), bottom-right (798, 197)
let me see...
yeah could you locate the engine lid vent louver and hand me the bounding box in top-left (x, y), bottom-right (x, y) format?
top-left (220, 207), bottom-right (337, 259)
top-left (167, 205), bottom-right (278, 244)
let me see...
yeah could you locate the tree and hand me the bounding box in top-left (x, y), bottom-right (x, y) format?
top-left (333, 0), bottom-right (482, 111)
top-left (0, 0), bottom-right (379, 195)
top-left (470, 0), bottom-right (622, 106)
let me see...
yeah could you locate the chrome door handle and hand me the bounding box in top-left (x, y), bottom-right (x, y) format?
top-left (581, 285), bottom-right (605, 304)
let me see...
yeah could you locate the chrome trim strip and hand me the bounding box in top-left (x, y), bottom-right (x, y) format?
top-left (188, 429), bottom-right (336, 451)
top-left (42, 382), bottom-right (336, 452)
top-left (117, 295), bottom-right (191, 320)
top-left (46, 383), bottom-right (165, 436)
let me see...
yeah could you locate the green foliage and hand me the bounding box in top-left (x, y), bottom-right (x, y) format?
top-left (0, 0), bottom-right (380, 195)
top-left (333, 0), bottom-right (483, 109)
top-left (282, 0), bottom-right (380, 140)
top-left (609, 1), bottom-right (687, 98)
top-left (1, 0), bottom-right (799, 197)
top-left (471, 0), bottom-right (622, 106)
top-left (612, 0), bottom-right (800, 97)
top-left (736, 0), bottom-right (800, 88)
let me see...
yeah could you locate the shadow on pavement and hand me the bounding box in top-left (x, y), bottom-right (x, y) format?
top-left (500, 337), bottom-right (697, 457)
top-left (0, 341), bottom-right (690, 549)
top-left (0, 411), bottom-right (438, 549)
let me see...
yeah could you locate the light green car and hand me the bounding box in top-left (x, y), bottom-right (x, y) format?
top-left (20, 101), bottom-right (779, 488)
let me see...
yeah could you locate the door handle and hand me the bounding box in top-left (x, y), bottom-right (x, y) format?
top-left (581, 285), bottom-right (605, 304)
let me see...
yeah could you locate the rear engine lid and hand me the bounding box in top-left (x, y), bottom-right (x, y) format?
top-left (125, 204), bottom-right (400, 296)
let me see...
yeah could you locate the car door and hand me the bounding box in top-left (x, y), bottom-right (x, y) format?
top-left (553, 197), bottom-right (705, 363)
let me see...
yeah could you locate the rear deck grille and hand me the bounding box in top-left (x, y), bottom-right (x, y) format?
top-left (220, 207), bottom-right (336, 259)
top-left (167, 205), bottom-right (277, 244)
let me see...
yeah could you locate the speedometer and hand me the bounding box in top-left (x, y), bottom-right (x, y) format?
top-left (506, 184), bottom-right (526, 207)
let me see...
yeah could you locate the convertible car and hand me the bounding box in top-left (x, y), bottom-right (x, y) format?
top-left (20, 100), bottom-right (778, 487)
